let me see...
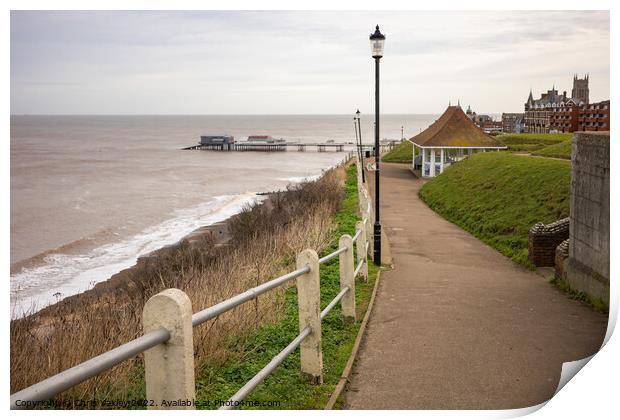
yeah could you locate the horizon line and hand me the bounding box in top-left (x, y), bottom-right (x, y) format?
top-left (10, 112), bottom-right (507, 117)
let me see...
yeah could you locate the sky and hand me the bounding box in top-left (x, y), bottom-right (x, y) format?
top-left (10, 10), bottom-right (610, 115)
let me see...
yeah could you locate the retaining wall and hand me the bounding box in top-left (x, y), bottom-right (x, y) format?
top-left (563, 132), bottom-right (610, 305)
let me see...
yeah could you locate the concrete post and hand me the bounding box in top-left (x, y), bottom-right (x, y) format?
top-left (366, 201), bottom-right (374, 257)
top-left (143, 288), bottom-right (195, 409)
top-left (358, 170), bottom-right (366, 215)
top-left (339, 235), bottom-right (356, 323)
top-left (296, 249), bottom-right (323, 384)
top-left (355, 221), bottom-right (369, 282)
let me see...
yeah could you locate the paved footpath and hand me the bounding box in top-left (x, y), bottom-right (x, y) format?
top-left (346, 163), bottom-right (608, 409)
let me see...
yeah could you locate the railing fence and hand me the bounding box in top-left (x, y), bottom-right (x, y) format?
top-left (10, 154), bottom-right (372, 410)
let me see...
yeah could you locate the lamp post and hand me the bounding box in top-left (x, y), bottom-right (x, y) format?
top-left (355, 109), bottom-right (365, 183)
top-left (370, 24), bottom-right (385, 266)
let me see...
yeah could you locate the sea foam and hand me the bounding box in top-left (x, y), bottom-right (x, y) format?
top-left (10, 192), bottom-right (263, 318)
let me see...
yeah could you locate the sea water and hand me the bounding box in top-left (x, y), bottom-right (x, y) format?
top-left (10, 114), bottom-right (437, 314)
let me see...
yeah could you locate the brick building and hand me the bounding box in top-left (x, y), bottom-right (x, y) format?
top-left (577, 100), bottom-right (610, 132)
top-left (524, 85), bottom-right (577, 133)
top-left (548, 100), bottom-right (581, 133)
top-left (501, 113), bottom-right (525, 133)
top-left (523, 74), bottom-right (609, 133)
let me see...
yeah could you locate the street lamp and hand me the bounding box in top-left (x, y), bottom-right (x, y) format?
top-left (355, 109), bottom-right (365, 183)
top-left (370, 24), bottom-right (384, 266)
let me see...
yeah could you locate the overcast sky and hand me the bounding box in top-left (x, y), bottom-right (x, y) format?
top-left (10, 10), bottom-right (610, 115)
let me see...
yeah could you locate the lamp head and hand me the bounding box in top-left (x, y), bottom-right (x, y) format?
top-left (369, 25), bottom-right (385, 58)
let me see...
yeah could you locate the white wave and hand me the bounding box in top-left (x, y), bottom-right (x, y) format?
top-left (277, 174), bottom-right (322, 183)
top-left (10, 192), bottom-right (263, 318)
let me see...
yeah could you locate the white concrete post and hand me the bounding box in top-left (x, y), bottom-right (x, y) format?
top-left (296, 249), bottom-right (323, 384)
top-left (339, 235), bottom-right (356, 323)
top-left (355, 221), bottom-right (369, 282)
top-left (366, 201), bottom-right (373, 257)
top-left (358, 172), bottom-right (366, 215)
top-left (143, 288), bottom-right (195, 410)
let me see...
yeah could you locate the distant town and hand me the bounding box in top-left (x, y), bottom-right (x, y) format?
top-left (468, 73), bottom-right (610, 135)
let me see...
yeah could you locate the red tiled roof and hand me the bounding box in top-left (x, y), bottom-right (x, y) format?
top-left (410, 106), bottom-right (506, 148)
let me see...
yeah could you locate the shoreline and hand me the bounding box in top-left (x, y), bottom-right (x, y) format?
top-left (11, 154), bottom-right (351, 321)
top-left (11, 158), bottom-right (351, 398)
top-left (11, 194), bottom-right (270, 322)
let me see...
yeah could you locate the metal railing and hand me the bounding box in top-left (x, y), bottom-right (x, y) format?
top-left (10, 155), bottom-right (373, 411)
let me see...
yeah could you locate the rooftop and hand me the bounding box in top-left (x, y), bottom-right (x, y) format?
top-left (410, 106), bottom-right (505, 148)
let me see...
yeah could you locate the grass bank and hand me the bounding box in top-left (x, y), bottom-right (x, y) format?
top-left (419, 153), bottom-right (571, 268)
top-left (496, 133), bottom-right (571, 152)
top-left (194, 164), bottom-right (378, 409)
top-left (532, 140), bottom-right (572, 159)
top-left (382, 141), bottom-right (412, 163)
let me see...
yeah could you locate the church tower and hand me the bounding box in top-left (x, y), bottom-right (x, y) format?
top-left (571, 74), bottom-right (589, 104)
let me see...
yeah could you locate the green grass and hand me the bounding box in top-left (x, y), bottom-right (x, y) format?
top-left (194, 164), bottom-right (378, 409)
top-left (382, 141), bottom-right (412, 163)
top-left (496, 133), bottom-right (571, 152)
top-left (419, 153), bottom-right (571, 268)
top-left (503, 143), bottom-right (547, 152)
top-left (496, 133), bottom-right (571, 146)
top-left (532, 140), bottom-right (572, 160)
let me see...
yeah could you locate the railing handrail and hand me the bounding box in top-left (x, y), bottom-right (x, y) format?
top-left (192, 265), bottom-right (311, 327)
top-left (219, 326), bottom-right (312, 410)
top-left (12, 156), bottom-right (371, 410)
top-left (10, 327), bottom-right (171, 408)
top-left (11, 230), bottom-right (362, 409)
top-left (318, 245), bottom-right (348, 264)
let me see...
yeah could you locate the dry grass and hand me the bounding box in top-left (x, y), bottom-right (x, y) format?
top-left (10, 166), bottom-right (346, 406)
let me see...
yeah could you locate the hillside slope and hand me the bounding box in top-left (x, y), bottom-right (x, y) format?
top-left (419, 153), bottom-right (571, 267)
top-left (382, 141), bottom-right (412, 163)
top-left (496, 133), bottom-right (571, 152)
top-left (532, 140), bottom-right (572, 159)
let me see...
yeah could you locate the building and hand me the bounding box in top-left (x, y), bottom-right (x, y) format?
top-left (524, 75), bottom-right (589, 133)
top-left (465, 104), bottom-right (503, 133)
top-left (246, 135), bottom-right (286, 143)
top-left (577, 100), bottom-right (610, 132)
top-left (548, 100), bottom-right (581, 133)
top-left (409, 105), bottom-right (506, 178)
top-left (481, 120), bottom-right (503, 134)
top-left (465, 105), bottom-right (490, 126)
top-left (199, 135), bottom-right (235, 150)
top-left (501, 113), bottom-right (525, 133)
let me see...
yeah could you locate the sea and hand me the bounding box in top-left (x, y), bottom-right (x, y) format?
top-left (10, 114), bottom-right (437, 315)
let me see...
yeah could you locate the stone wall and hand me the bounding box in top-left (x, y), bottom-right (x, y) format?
top-left (528, 218), bottom-right (570, 267)
top-left (563, 132), bottom-right (610, 305)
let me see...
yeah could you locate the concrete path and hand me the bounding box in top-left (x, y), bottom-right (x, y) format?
top-left (345, 163), bottom-right (608, 409)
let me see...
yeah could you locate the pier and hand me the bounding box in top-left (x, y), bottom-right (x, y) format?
top-left (183, 142), bottom-right (392, 153)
